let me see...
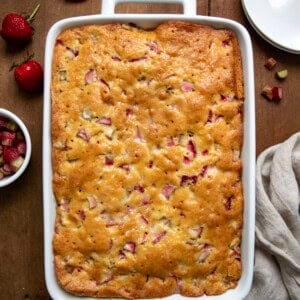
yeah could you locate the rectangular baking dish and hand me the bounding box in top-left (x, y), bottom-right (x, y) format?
top-left (43, 0), bottom-right (256, 299)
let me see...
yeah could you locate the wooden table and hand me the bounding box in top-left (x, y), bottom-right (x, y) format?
top-left (0, 1), bottom-right (299, 299)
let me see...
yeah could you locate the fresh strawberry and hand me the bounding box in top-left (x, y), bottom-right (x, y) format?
top-left (13, 59), bottom-right (43, 93)
top-left (3, 146), bottom-right (20, 164)
top-left (0, 4), bottom-right (40, 44)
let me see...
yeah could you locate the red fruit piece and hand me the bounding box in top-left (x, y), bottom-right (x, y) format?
top-left (85, 69), bottom-right (97, 84)
top-left (225, 196), bottom-right (233, 210)
top-left (264, 57), bottom-right (277, 70)
top-left (15, 140), bottom-right (26, 155)
top-left (198, 244), bottom-right (213, 263)
top-left (77, 210), bottom-right (86, 221)
top-left (167, 136), bottom-right (175, 147)
top-left (200, 165), bottom-right (208, 177)
top-left (261, 85), bottom-right (273, 101)
top-left (181, 80), bottom-right (194, 92)
top-left (97, 116), bottom-right (112, 125)
top-left (187, 139), bottom-right (197, 158)
top-left (3, 146), bottom-right (19, 164)
top-left (147, 160), bottom-right (153, 168)
top-left (202, 149), bottom-right (209, 156)
top-left (145, 41), bottom-right (161, 54)
top-left (272, 86), bottom-right (283, 102)
top-left (0, 116), bottom-right (9, 128)
top-left (76, 129), bottom-right (90, 141)
top-left (189, 226), bottom-right (203, 239)
top-left (105, 155), bottom-right (114, 166)
top-left (180, 175), bottom-right (198, 186)
top-left (152, 231), bottom-right (166, 244)
top-left (0, 4), bottom-right (40, 44)
top-left (161, 184), bottom-right (175, 200)
top-left (134, 184), bottom-right (145, 193)
top-left (1, 131), bottom-right (16, 146)
top-left (123, 242), bottom-right (136, 254)
top-left (183, 156), bottom-right (191, 165)
top-left (111, 55), bottom-right (121, 61)
top-left (14, 60), bottom-right (43, 93)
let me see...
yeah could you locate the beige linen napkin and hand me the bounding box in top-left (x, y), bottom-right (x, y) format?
top-left (246, 132), bottom-right (300, 300)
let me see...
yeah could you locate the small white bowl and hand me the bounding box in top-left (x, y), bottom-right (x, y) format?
top-left (0, 108), bottom-right (32, 188)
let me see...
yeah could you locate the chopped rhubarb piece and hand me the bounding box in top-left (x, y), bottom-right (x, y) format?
top-left (77, 210), bottom-right (86, 221)
top-left (152, 231), bottom-right (166, 244)
top-left (145, 41), bottom-right (161, 53)
top-left (142, 197), bottom-right (151, 205)
top-left (264, 57), bottom-right (277, 70)
top-left (2, 164), bottom-right (14, 175)
top-left (189, 226), bottom-right (203, 239)
top-left (200, 165), bottom-right (208, 177)
top-left (187, 140), bottom-right (197, 158)
top-left (136, 126), bottom-right (143, 142)
top-left (66, 47), bottom-right (79, 59)
top-left (167, 136), bottom-right (175, 147)
top-left (261, 85), bottom-right (273, 101)
top-left (272, 86), bottom-right (283, 102)
top-left (100, 78), bottom-right (110, 88)
top-left (202, 149), bottom-right (209, 156)
top-left (128, 57), bottom-right (147, 62)
top-left (82, 108), bottom-right (92, 119)
top-left (119, 164), bottom-right (130, 174)
top-left (0, 116), bottom-right (8, 128)
top-left (3, 146), bottom-right (19, 164)
top-left (161, 184), bottom-right (175, 200)
top-left (11, 156), bottom-right (24, 172)
top-left (181, 80), bottom-right (194, 92)
top-left (183, 156), bottom-right (191, 165)
top-left (105, 155), bottom-right (114, 166)
top-left (87, 195), bottom-right (97, 209)
top-left (123, 241), bottom-right (136, 254)
top-left (126, 108), bottom-right (133, 116)
top-left (222, 40), bottom-right (230, 47)
top-left (15, 140), bottom-right (26, 155)
top-left (56, 38), bottom-right (64, 45)
top-left (59, 70), bottom-right (67, 82)
top-left (1, 131), bottom-right (16, 146)
top-left (97, 116), bottom-right (112, 125)
top-left (225, 196), bottom-right (233, 210)
top-left (276, 69), bottom-right (288, 80)
top-left (98, 273), bottom-right (113, 285)
top-left (76, 129), bottom-right (90, 142)
top-left (85, 69), bottom-right (97, 84)
top-left (119, 249), bottom-right (126, 259)
top-left (140, 215), bottom-right (148, 225)
top-left (220, 94), bottom-right (231, 102)
top-left (140, 232), bottom-right (148, 244)
top-left (198, 244), bottom-right (213, 263)
top-left (180, 175), bottom-right (198, 186)
top-left (214, 114), bottom-right (224, 122)
top-left (147, 160), bottom-right (153, 168)
top-left (61, 198), bottom-right (70, 212)
top-left (111, 55), bottom-right (121, 61)
top-left (206, 110), bottom-right (213, 123)
top-left (6, 121), bottom-right (18, 131)
top-left (134, 184), bottom-right (145, 193)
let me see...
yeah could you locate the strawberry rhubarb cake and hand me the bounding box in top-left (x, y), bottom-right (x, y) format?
top-left (51, 21), bottom-right (244, 298)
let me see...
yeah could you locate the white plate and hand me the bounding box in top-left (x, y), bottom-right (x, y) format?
top-left (43, 0), bottom-right (256, 299)
top-left (242, 0), bottom-right (300, 54)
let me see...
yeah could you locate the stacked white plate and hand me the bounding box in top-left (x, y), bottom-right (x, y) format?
top-left (242, 0), bottom-right (300, 54)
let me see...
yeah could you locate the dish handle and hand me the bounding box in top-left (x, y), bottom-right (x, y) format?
top-left (101, 0), bottom-right (196, 16)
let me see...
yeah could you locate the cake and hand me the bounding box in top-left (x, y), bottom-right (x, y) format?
top-left (51, 21), bottom-right (244, 298)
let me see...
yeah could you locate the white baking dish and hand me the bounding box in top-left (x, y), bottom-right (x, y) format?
top-left (43, 0), bottom-right (256, 299)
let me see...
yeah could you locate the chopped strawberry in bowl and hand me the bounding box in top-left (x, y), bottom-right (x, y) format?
top-left (0, 108), bottom-right (31, 187)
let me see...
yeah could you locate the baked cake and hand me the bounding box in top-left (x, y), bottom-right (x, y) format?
top-left (51, 21), bottom-right (244, 298)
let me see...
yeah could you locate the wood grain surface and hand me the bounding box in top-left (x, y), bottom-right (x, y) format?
top-left (0, 1), bottom-right (299, 299)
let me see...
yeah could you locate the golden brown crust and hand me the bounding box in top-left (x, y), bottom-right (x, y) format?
top-left (51, 21), bottom-right (244, 298)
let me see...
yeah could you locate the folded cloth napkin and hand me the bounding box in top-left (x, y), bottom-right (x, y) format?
top-left (246, 132), bottom-right (300, 300)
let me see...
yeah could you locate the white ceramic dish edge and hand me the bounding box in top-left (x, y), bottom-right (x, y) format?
top-left (0, 108), bottom-right (32, 188)
top-left (43, 1), bottom-right (256, 299)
